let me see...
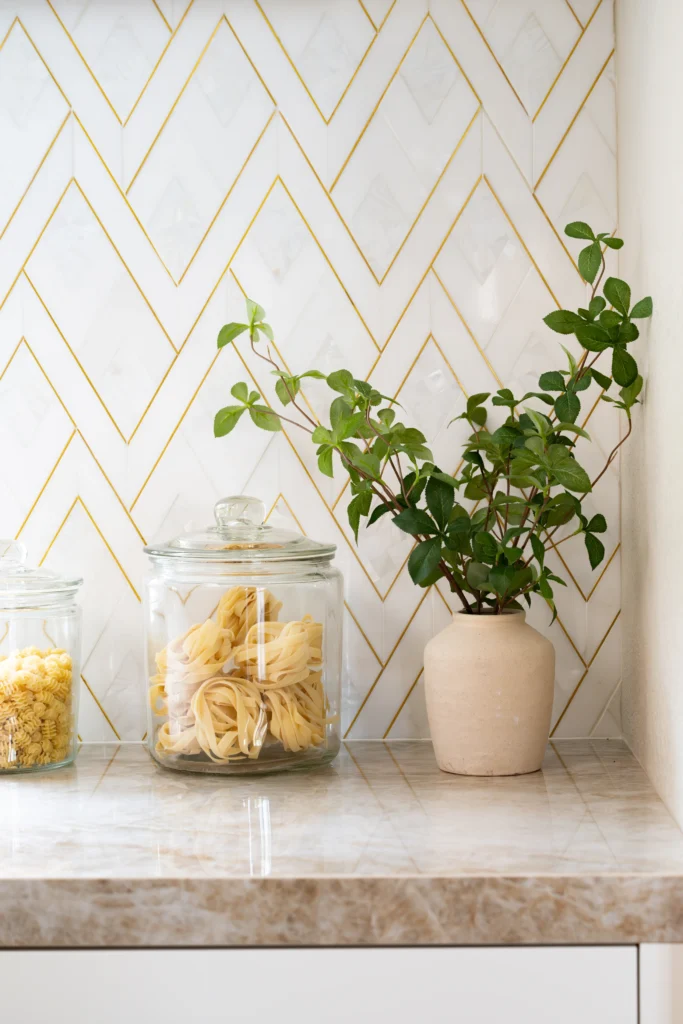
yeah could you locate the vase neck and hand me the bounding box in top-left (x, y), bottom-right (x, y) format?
top-left (453, 610), bottom-right (526, 626)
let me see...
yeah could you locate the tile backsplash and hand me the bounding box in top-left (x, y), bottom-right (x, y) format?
top-left (0, 0), bottom-right (619, 741)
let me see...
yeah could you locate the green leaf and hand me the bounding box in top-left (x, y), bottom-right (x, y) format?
top-left (466, 562), bottom-right (490, 591)
top-left (426, 476), bottom-right (454, 531)
top-left (603, 277), bottom-right (631, 315)
top-left (327, 369), bottom-right (355, 396)
top-left (467, 392), bottom-right (490, 416)
top-left (630, 296), bottom-right (653, 318)
top-left (587, 514), bottom-right (607, 534)
top-left (348, 492), bottom-right (371, 543)
top-left (602, 236), bottom-right (624, 250)
top-left (539, 371), bottom-right (565, 392)
top-left (543, 310), bottom-right (585, 334)
top-left (578, 241), bottom-right (602, 284)
top-left (550, 457), bottom-right (592, 493)
top-left (491, 424), bottom-right (522, 446)
top-left (300, 369), bottom-right (327, 381)
top-left (530, 533), bottom-right (545, 567)
top-left (554, 391), bottom-right (580, 423)
top-left (246, 298), bottom-right (265, 324)
top-left (230, 381), bottom-right (250, 404)
top-left (576, 324), bottom-right (611, 352)
top-left (393, 508), bottom-right (437, 536)
top-left (585, 532), bottom-right (605, 570)
top-left (620, 375), bottom-right (643, 407)
top-left (561, 344), bottom-right (579, 375)
top-left (249, 405), bottom-right (282, 431)
top-left (612, 346), bottom-right (638, 387)
top-left (488, 565), bottom-right (532, 598)
top-left (589, 296), bottom-right (606, 317)
top-left (591, 369), bottom-right (612, 391)
top-left (258, 321), bottom-right (274, 342)
top-left (408, 538), bottom-right (443, 586)
top-left (564, 221), bottom-right (595, 240)
top-left (317, 447), bottom-right (334, 478)
top-left (311, 425), bottom-right (332, 444)
top-left (275, 376), bottom-right (300, 406)
top-left (218, 323), bottom-right (249, 348)
top-left (618, 321), bottom-right (639, 343)
top-left (473, 530), bottom-right (498, 565)
top-left (330, 396), bottom-right (353, 431)
top-left (554, 422), bottom-right (591, 439)
top-left (368, 502), bottom-right (391, 526)
top-left (525, 408), bottom-right (551, 436)
top-left (334, 410), bottom-right (365, 442)
top-left (599, 310), bottom-right (623, 328)
top-left (214, 405), bottom-right (245, 437)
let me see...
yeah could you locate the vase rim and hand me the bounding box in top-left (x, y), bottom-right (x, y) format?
top-left (454, 608), bottom-right (526, 624)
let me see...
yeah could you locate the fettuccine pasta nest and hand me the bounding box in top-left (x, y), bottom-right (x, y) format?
top-left (150, 586), bottom-right (328, 764)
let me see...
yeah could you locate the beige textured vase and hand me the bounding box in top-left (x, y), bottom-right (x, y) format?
top-left (423, 610), bottom-right (555, 777)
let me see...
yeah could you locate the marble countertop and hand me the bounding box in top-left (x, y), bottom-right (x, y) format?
top-left (3, 739), bottom-right (683, 947)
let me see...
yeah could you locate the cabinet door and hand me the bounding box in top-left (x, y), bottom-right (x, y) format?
top-left (0, 947), bottom-right (636, 1024)
top-left (640, 945), bottom-right (683, 1023)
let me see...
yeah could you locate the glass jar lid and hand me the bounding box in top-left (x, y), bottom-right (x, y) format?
top-left (0, 540), bottom-right (83, 603)
top-left (144, 496), bottom-right (336, 563)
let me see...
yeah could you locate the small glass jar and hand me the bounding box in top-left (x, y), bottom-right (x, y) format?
top-left (0, 541), bottom-right (82, 773)
top-left (143, 496), bottom-right (343, 775)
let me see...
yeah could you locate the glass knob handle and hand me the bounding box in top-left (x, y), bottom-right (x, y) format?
top-left (214, 496), bottom-right (265, 529)
top-left (0, 539), bottom-right (27, 568)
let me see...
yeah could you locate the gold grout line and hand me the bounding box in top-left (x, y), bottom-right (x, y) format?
top-left (345, 601), bottom-right (383, 667)
top-left (39, 495), bottom-right (78, 565)
top-left (430, 13), bottom-right (482, 107)
top-left (329, 12), bottom-right (428, 191)
top-left (0, 112), bottom-right (70, 244)
top-left (483, 174), bottom-right (561, 308)
top-left (378, 172), bottom-right (483, 355)
top-left (550, 609), bottom-right (620, 736)
top-left (16, 18), bottom-right (71, 110)
top-left (176, 111), bottom-right (277, 285)
top-left (91, 743), bottom-right (122, 792)
top-left (588, 676), bottom-right (622, 736)
top-left (124, 0), bottom-right (195, 125)
top-left (565, 0), bottom-right (584, 28)
top-left (0, 15), bottom-right (17, 50)
top-left (129, 351), bottom-right (219, 510)
top-left (586, 543), bottom-right (619, 601)
top-left (532, 0), bottom-right (602, 124)
top-left (532, 195), bottom-right (585, 283)
top-left (323, 2), bottom-right (397, 122)
top-left (358, 0), bottom-right (379, 31)
top-left (76, 432), bottom-right (147, 545)
top-left (126, 16), bottom-right (223, 193)
top-left (458, 0), bottom-right (527, 114)
top-left (24, 271), bottom-right (128, 443)
top-left (375, 106), bottom-right (481, 286)
top-left (535, 48), bottom-right (614, 190)
top-left (151, 0), bottom-right (172, 34)
top-left (71, 181), bottom-right (177, 354)
top-left (82, 497), bottom-right (142, 601)
top-left (81, 673), bottom-right (121, 741)
top-left (44, 1), bottom-right (122, 123)
top-left (73, 113), bottom-right (176, 283)
top-left (431, 266), bottom-right (503, 387)
top-left (14, 432), bottom-right (75, 539)
top-left (555, 614), bottom-right (588, 668)
top-left (383, 668), bottom-right (423, 738)
top-left (275, 176), bottom-right (380, 350)
top-left (345, 588), bottom-right (430, 737)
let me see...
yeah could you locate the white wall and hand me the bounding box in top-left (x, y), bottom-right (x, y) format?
top-left (617, 0), bottom-right (683, 821)
top-left (0, 0), bottom-right (618, 741)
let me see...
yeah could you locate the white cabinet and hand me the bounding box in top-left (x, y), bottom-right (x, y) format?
top-left (640, 945), bottom-right (683, 1023)
top-left (0, 946), bottom-right (637, 1023)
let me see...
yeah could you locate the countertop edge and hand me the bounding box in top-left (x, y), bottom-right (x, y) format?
top-left (2, 875), bottom-right (683, 948)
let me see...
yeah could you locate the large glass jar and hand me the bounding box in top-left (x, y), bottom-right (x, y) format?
top-left (143, 496), bottom-right (343, 775)
top-left (0, 541), bottom-right (82, 773)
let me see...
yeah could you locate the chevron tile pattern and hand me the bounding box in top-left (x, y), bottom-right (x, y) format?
top-left (0, 0), bottom-right (619, 741)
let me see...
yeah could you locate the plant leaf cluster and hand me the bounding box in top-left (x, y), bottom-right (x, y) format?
top-left (214, 222), bottom-right (652, 615)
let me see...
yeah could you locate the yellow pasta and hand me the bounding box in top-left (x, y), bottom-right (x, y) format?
top-left (150, 586), bottom-right (328, 765)
top-left (0, 648), bottom-right (74, 770)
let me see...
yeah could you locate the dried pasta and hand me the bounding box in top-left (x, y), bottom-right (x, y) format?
top-left (150, 586), bottom-right (328, 764)
top-left (0, 647), bottom-right (74, 770)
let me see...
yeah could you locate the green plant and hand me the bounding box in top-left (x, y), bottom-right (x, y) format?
top-left (214, 223), bottom-right (652, 617)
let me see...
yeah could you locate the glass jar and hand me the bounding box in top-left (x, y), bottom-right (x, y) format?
top-left (143, 496), bottom-right (343, 775)
top-left (0, 540), bottom-right (82, 773)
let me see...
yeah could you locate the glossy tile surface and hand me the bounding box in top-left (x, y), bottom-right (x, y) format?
top-left (3, 740), bottom-right (683, 947)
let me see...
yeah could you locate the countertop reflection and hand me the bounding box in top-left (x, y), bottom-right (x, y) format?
top-left (1, 739), bottom-right (682, 880)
